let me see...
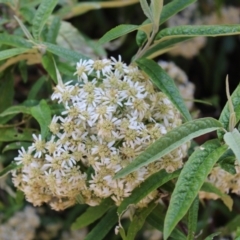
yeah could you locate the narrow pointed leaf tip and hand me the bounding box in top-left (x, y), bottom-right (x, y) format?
top-left (163, 140), bottom-right (227, 240)
top-left (114, 117), bottom-right (222, 179)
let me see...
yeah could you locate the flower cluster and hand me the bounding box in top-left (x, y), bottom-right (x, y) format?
top-left (12, 56), bottom-right (188, 210)
top-left (200, 165), bottom-right (240, 200)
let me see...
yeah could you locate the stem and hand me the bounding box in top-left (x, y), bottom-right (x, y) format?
top-left (133, 24), bottom-right (159, 61)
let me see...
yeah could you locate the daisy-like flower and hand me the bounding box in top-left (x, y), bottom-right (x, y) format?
top-left (29, 134), bottom-right (46, 158)
top-left (14, 147), bottom-right (33, 165)
top-left (74, 59), bottom-right (93, 81)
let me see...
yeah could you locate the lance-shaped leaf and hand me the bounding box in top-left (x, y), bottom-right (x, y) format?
top-left (0, 33), bottom-right (33, 48)
top-left (163, 139), bottom-right (228, 240)
top-left (224, 128), bottom-right (240, 164)
top-left (46, 16), bottom-right (61, 44)
top-left (151, 0), bottom-right (163, 27)
top-left (28, 76), bottom-right (47, 100)
top-left (2, 142), bottom-right (31, 153)
top-left (98, 24), bottom-right (140, 45)
top-left (156, 25), bottom-right (240, 42)
top-left (0, 128), bottom-right (34, 142)
top-left (127, 202), bottom-right (157, 240)
top-left (0, 48), bottom-right (29, 61)
top-left (136, 58), bottom-right (191, 121)
top-left (0, 163), bottom-right (22, 178)
top-left (142, 37), bottom-right (191, 58)
top-left (114, 118), bottom-right (222, 179)
top-left (44, 42), bottom-right (88, 62)
top-left (30, 100), bottom-right (51, 139)
top-left (218, 84), bottom-right (240, 140)
top-left (187, 197), bottom-right (199, 240)
top-left (136, 0), bottom-right (196, 46)
top-left (200, 182), bottom-right (233, 211)
top-left (140, 0), bottom-right (152, 22)
top-left (0, 105), bottom-right (30, 117)
top-left (84, 207), bottom-right (118, 240)
top-left (71, 198), bottom-right (114, 230)
top-left (218, 150), bottom-right (236, 174)
top-left (32, 0), bottom-right (58, 39)
top-left (118, 169), bottom-right (180, 214)
top-left (42, 53), bottom-right (57, 83)
top-left (160, 0), bottom-right (197, 25)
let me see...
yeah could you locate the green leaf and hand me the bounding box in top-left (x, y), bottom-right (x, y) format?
top-left (41, 53), bottom-right (57, 83)
top-left (142, 37), bottom-right (191, 58)
top-left (20, 6), bottom-right (35, 24)
top-left (2, 142), bottom-right (31, 153)
top-left (0, 128), bottom-right (34, 142)
top-left (218, 84), bottom-right (240, 139)
top-left (187, 197), bottom-right (199, 240)
top-left (151, 0), bottom-right (163, 27)
top-left (84, 207), bottom-right (118, 240)
top-left (14, 15), bottom-right (34, 41)
top-left (146, 206), bottom-right (187, 240)
top-left (0, 162), bottom-right (22, 178)
top-left (0, 33), bottom-right (32, 48)
top-left (140, 0), bottom-right (152, 21)
top-left (99, 24), bottom-right (140, 45)
top-left (136, 58), bottom-right (191, 121)
top-left (114, 118), bottom-right (222, 179)
top-left (163, 139), bottom-right (228, 240)
top-left (117, 169), bottom-right (180, 215)
top-left (46, 16), bottom-right (60, 44)
top-left (0, 48), bottom-right (29, 61)
top-left (156, 25), bottom-right (240, 41)
top-left (160, 0), bottom-right (196, 24)
top-left (127, 201), bottom-right (156, 240)
top-left (71, 198), bottom-right (114, 230)
top-left (136, 0), bottom-right (196, 46)
top-left (204, 232), bottom-right (220, 240)
top-left (27, 76), bottom-right (47, 100)
top-left (201, 182), bottom-right (233, 211)
top-left (218, 155), bottom-right (236, 175)
top-left (0, 71), bottom-right (14, 113)
top-left (0, 105), bottom-right (30, 117)
top-left (44, 42), bottom-right (88, 62)
top-left (19, 0), bottom-right (42, 7)
top-left (32, 0), bottom-right (58, 39)
top-left (224, 128), bottom-right (240, 164)
top-left (30, 100), bottom-right (51, 139)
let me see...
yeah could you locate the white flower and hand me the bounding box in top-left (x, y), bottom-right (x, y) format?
top-left (29, 134), bottom-right (46, 158)
top-left (74, 59), bottom-right (93, 82)
top-left (14, 147), bottom-right (33, 165)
